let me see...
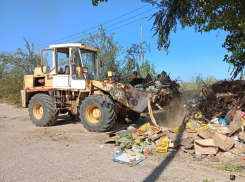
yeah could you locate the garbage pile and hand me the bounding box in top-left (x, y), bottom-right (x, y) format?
top-left (102, 122), bottom-right (176, 165)
top-left (102, 80), bottom-right (245, 168)
top-left (102, 107), bottom-right (245, 166)
top-left (198, 80), bottom-right (245, 121)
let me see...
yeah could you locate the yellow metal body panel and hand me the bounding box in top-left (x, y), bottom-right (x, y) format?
top-left (34, 66), bottom-right (50, 77)
top-left (21, 90), bottom-right (26, 107)
top-left (45, 75), bottom-right (53, 87)
top-left (24, 75), bottom-right (34, 88)
top-left (34, 67), bottom-right (44, 77)
top-left (24, 74), bottom-right (53, 89)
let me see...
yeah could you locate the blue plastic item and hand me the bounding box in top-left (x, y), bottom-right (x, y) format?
top-left (112, 153), bottom-right (144, 165)
top-left (219, 118), bottom-right (227, 125)
top-left (114, 151), bottom-right (122, 156)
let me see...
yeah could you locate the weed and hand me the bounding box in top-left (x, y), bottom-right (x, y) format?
top-left (204, 163), bottom-right (211, 167)
top-left (216, 163), bottom-right (242, 173)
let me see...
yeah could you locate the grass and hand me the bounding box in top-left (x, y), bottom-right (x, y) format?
top-left (204, 163), bottom-right (211, 167)
top-left (216, 163), bottom-right (242, 173)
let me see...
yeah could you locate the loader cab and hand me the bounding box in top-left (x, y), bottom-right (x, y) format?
top-left (40, 43), bottom-right (99, 89)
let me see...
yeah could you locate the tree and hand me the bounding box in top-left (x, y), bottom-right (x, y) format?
top-left (147, 0), bottom-right (245, 79)
top-left (91, 0), bottom-right (245, 79)
top-left (81, 25), bottom-right (156, 80)
top-left (80, 26), bottom-right (123, 79)
top-left (91, 0), bottom-right (108, 6)
top-left (121, 42), bottom-right (154, 78)
top-left (140, 59), bottom-right (156, 78)
top-left (0, 39), bottom-right (40, 104)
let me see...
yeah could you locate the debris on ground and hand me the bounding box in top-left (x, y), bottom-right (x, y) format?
top-left (107, 117), bottom-right (243, 168)
top-left (102, 108), bottom-right (245, 167)
top-left (112, 153), bottom-right (144, 166)
top-left (198, 80), bottom-right (245, 121)
top-left (102, 80), bottom-right (245, 171)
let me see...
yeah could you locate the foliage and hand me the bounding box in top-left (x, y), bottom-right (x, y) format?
top-left (146, 0), bottom-right (245, 79)
top-left (140, 59), bottom-right (156, 78)
top-left (216, 163), bottom-right (242, 173)
top-left (91, 0), bottom-right (245, 78)
top-left (180, 75), bottom-right (217, 90)
top-left (91, 0), bottom-right (108, 6)
top-left (81, 27), bottom-right (156, 80)
top-left (0, 39), bottom-right (40, 105)
top-left (121, 42), bottom-right (152, 77)
top-left (81, 26), bottom-right (123, 79)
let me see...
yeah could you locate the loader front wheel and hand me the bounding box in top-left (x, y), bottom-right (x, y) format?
top-left (79, 95), bottom-right (116, 132)
top-left (29, 93), bottom-right (58, 127)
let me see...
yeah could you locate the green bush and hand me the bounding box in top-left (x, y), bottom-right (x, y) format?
top-left (0, 39), bottom-right (40, 105)
top-left (180, 75), bottom-right (217, 91)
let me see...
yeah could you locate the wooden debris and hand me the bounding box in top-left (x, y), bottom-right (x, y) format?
top-left (198, 80), bottom-right (245, 120)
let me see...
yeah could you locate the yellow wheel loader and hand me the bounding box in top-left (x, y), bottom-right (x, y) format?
top-left (21, 43), bottom-right (180, 132)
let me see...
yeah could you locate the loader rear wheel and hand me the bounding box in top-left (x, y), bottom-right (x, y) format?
top-left (29, 93), bottom-right (58, 127)
top-left (79, 95), bottom-right (116, 132)
top-left (128, 110), bottom-right (140, 122)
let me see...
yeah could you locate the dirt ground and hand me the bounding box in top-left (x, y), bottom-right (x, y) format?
top-left (0, 103), bottom-right (245, 182)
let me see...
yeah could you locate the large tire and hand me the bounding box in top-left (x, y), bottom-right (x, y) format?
top-left (79, 95), bottom-right (116, 132)
top-left (128, 110), bottom-right (140, 122)
top-left (29, 93), bottom-right (58, 127)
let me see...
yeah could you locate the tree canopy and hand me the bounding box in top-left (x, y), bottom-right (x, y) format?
top-left (81, 26), bottom-right (123, 79)
top-left (150, 0), bottom-right (245, 79)
top-left (81, 26), bottom-right (155, 79)
top-left (91, 0), bottom-right (108, 6)
top-left (0, 39), bottom-right (40, 104)
top-left (91, 0), bottom-right (245, 79)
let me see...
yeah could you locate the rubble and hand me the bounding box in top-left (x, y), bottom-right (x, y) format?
top-left (102, 80), bottom-right (245, 170)
top-left (198, 80), bottom-right (245, 120)
top-left (194, 139), bottom-right (217, 155)
top-left (102, 108), bottom-right (245, 167)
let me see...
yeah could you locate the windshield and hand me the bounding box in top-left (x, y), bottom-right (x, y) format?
top-left (71, 49), bottom-right (83, 79)
top-left (71, 48), bottom-right (97, 80)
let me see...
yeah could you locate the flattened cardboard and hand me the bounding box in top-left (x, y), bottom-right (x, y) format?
top-left (239, 132), bottom-right (245, 141)
top-left (235, 141), bottom-right (245, 153)
top-left (194, 139), bottom-right (218, 155)
top-left (229, 110), bottom-right (243, 136)
top-left (198, 129), bottom-right (235, 151)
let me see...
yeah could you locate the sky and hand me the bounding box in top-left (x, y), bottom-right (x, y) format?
top-left (0, 0), bottom-right (231, 81)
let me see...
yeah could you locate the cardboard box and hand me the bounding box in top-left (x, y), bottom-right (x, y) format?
top-left (198, 129), bottom-right (235, 151)
top-left (194, 139), bottom-right (218, 155)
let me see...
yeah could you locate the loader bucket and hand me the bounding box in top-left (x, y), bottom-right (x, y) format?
top-left (92, 80), bottom-right (148, 113)
top-left (113, 83), bottom-right (148, 113)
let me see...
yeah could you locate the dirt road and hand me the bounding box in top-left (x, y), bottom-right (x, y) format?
top-left (0, 104), bottom-right (245, 182)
